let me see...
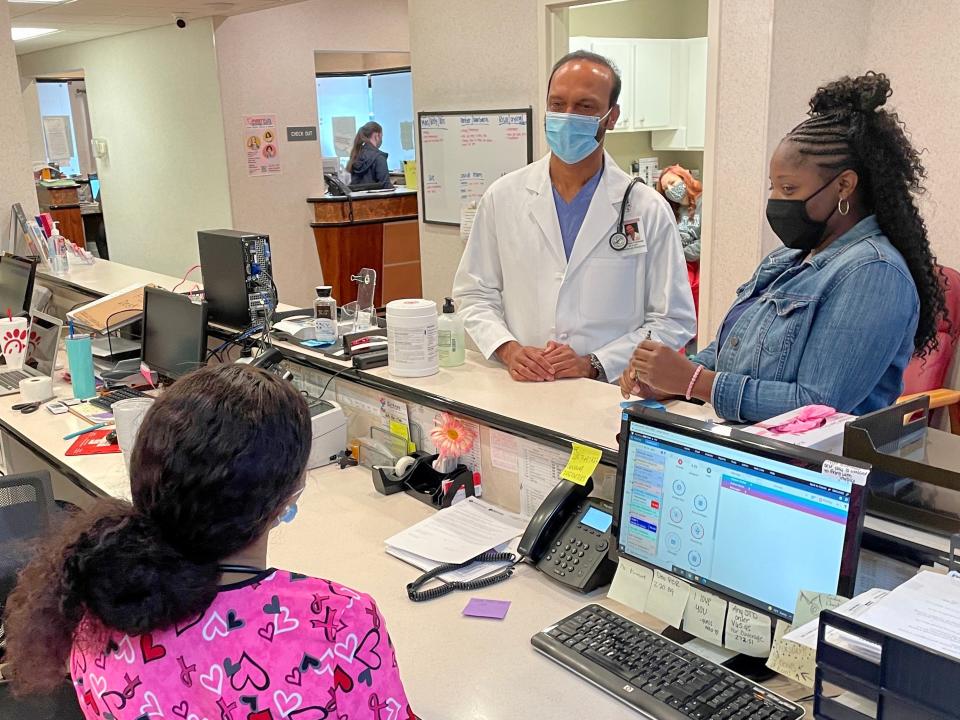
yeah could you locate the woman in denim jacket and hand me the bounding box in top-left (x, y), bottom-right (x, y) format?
top-left (620, 73), bottom-right (946, 423)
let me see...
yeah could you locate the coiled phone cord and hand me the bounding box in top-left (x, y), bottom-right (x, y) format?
top-left (406, 551), bottom-right (520, 602)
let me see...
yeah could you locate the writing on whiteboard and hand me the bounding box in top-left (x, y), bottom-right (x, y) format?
top-left (421, 116), bottom-right (448, 129)
top-left (425, 174), bottom-right (442, 195)
top-left (499, 114), bottom-right (527, 126)
top-left (460, 116), bottom-right (491, 126)
top-left (459, 171), bottom-right (486, 201)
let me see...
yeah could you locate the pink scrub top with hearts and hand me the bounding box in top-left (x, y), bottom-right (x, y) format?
top-left (69, 569), bottom-right (415, 720)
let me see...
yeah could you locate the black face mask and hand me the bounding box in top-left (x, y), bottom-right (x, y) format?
top-left (766, 173), bottom-right (842, 251)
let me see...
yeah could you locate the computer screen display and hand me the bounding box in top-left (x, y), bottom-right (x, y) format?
top-left (141, 287), bottom-right (208, 379)
top-left (0, 255), bottom-right (36, 315)
top-left (25, 311), bottom-right (62, 376)
top-left (614, 413), bottom-right (864, 622)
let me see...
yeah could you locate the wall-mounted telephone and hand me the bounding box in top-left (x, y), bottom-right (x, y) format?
top-left (518, 478), bottom-right (617, 593)
top-left (324, 173), bottom-right (351, 197)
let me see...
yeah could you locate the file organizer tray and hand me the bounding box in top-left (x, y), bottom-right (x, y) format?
top-left (815, 610), bottom-right (960, 720)
top-left (843, 397), bottom-right (960, 538)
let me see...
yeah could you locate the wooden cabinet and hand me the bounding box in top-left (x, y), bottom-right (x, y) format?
top-left (35, 183), bottom-right (85, 248)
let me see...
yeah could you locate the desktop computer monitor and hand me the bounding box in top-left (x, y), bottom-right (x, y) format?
top-left (613, 409), bottom-right (866, 623)
top-left (141, 287), bottom-right (208, 380)
top-left (0, 254), bottom-right (37, 316)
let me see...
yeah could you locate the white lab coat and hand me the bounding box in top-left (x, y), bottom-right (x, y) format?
top-left (453, 152), bottom-right (696, 381)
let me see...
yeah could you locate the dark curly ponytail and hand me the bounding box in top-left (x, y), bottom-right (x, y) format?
top-left (786, 71), bottom-right (947, 357)
top-left (3, 364), bottom-right (312, 694)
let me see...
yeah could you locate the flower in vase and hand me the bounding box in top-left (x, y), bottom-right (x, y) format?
top-left (430, 413), bottom-right (476, 460)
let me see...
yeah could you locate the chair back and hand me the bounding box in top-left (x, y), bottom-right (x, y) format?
top-left (902, 266), bottom-right (960, 394)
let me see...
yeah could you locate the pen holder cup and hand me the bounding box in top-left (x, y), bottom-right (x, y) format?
top-left (403, 454), bottom-right (474, 509)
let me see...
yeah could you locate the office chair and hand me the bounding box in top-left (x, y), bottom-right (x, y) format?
top-left (899, 266), bottom-right (960, 433)
top-left (0, 472), bottom-right (82, 720)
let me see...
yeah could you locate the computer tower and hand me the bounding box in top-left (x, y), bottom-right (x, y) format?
top-left (197, 229), bottom-right (274, 328)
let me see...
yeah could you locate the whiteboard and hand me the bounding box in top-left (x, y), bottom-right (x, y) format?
top-left (418, 108), bottom-right (533, 225)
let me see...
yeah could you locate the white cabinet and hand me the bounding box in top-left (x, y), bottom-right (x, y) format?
top-left (632, 39), bottom-right (674, 130)
top-left (565, 36), bottom-right (690, 134)
top-left (589, 39), bottom-right (635, 130)
top-left (652, 37), bottom-right (708, 150)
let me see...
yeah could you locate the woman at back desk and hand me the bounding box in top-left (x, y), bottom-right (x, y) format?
top-left (620, 72), bottom-right (946, 423)
top-left (348, 121), bottom-right (394, 189)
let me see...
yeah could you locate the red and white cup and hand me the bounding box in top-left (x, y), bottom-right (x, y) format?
top-left (0, 317), bottom-right (30, 370)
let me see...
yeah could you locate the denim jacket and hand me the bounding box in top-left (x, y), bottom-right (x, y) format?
top-left (692, 215), bottom-right (919, 422)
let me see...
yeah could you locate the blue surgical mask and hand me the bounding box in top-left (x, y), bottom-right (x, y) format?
top-left (545, 108), bottom-right (613, 165)
top-left (664, 181), bottom-right (687, 203)
top-left (277, 488), bottom-right (304, 525)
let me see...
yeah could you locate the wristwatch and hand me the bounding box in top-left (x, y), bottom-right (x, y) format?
top-left (588, 354), bottom-right (607, 382)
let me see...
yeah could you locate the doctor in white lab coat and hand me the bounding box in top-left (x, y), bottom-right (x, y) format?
top-left (453, 51), bottom-right (696, 383)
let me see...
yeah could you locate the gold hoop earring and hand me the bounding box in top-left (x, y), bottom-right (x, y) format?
top-left (838, 197), bottom-right (850, 216)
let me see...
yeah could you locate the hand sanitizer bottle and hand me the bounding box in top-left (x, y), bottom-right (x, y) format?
top-left (313, 285), bottom-right (338, 345)
top-left (438, 297), bottom-right (465, 367)
top-left (50, 221), bottom-right (69, 274)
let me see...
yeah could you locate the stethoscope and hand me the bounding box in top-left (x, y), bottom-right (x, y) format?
top-left (609, 177), bottom-right (645, 251)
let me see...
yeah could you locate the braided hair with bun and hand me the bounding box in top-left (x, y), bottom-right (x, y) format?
top-left (3, 364), bottom-right (312, 695)
top-left (785, 71), bottom-right (946, 357)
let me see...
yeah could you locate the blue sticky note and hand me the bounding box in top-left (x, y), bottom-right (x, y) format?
top-left (463, 598), bottom-right (511, 620)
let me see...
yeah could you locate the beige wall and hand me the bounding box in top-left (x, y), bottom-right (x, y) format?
top-left (864, 1), bottom-right (960, 273)
top-left (315, 51), bottom-right (410, 74)
top-left (215, 0), bottom-right (409, 308)
top-left (1, 2), bottom-right (40, 248)
top-left (409, 0), bottom-right (541, 308)
top-left (18, 19), bottom-right (233, 277)
top-left (569, 0), bottom-right (707, 38)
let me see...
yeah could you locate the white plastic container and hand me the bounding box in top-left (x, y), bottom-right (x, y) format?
top-left (386, 298), bottom-right (439, 377)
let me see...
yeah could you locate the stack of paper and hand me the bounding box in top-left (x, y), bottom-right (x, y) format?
top-left (384, 497), bottom-right (527, 582)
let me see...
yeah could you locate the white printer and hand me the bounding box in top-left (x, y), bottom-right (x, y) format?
top-left (306, 397), bottom-right (347, 469)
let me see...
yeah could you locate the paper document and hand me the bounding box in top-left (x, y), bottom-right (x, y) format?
top-left (518, 441), bottom-right (568, 517)
top-left (384, 497), bottom-right (526, 564)
top-left (855, 571), bottom-right (960, 660)
top-left (489, 429), bottom-right (520, 473)
top-left (387, 538), bottom-right (519, 583)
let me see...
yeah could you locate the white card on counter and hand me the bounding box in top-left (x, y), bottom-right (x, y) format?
top-left (607, 558), bottom-right (654, 612)
top-left (724, 603), bottom-right (772, 657)
top-left (821, 459), bottom-right (869, 486)
top-left (645, 569), bottom-right (691, 628)
top-left (682, 588), bottom-right (728, 646)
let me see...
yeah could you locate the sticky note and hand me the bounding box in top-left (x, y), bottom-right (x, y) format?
top-left (724, 603), bottom-right (772, 657)
top-left (766, 622), bottom-right (816, 688)
top-left (463, 598), bottom-right (510, 620)
top-left (645, 569), bottom-right (691, 628)
top-left (560, 442), bottom-right (603, 486)
top-left (389, 421), bottom-right (416, 453)
top-left (608, 558), bottom-right (654, 612)
top-left (792, 590), bottom-right (847, 628)
top-left (821, 459), bottom-right (869, 486)
top-left (682, 587), bottom-right (728, 646)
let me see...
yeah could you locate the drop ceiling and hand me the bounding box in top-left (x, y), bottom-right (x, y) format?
top-left (9, 0), bottom-right (304, 55)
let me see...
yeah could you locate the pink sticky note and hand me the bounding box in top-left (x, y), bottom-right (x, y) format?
top-left (463, 598), bottom-right (511, 620)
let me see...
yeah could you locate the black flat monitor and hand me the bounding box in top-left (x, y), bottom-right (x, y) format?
top-left (141, 287), bottom-right (208, 380)
top-left (0, 254), bottom-right (37, 316)
top-left (614, 408), bottom-right (867, 623)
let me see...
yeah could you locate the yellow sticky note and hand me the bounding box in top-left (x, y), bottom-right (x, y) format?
top-left (560, 442), bottom-right (602, 486)
top-left (389, 421), bottom-right (416, 453)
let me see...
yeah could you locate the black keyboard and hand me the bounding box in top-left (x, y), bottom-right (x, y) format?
top-left (89, 387), bottom-right (151, 410)
top-left (0, 370), bottom-right (31, 390)
top-left (532, 604), bottom-right (803, 720)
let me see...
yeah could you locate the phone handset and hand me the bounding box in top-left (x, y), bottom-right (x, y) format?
top-left (518, 477), bottom-right (594, 562)
top-left (324, 173), bottom-right (352, 197)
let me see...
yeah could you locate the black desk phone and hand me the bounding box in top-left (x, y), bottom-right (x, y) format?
top-left (518, 477), bottom-right (617, 593)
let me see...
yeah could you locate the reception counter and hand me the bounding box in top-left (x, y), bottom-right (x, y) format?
top-left (308, 187), bottom-right (421, 306)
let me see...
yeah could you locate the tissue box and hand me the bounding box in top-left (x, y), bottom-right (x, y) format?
top-left (744, 406), bottom-right (854, 455)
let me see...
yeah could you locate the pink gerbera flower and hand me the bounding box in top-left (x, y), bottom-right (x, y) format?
top-left (430, 413), bottom-right (476, 459)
